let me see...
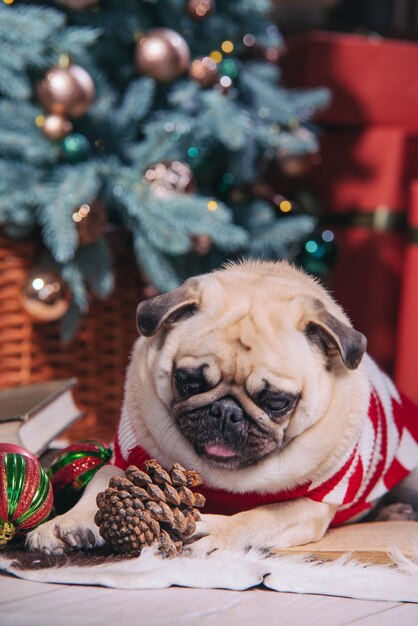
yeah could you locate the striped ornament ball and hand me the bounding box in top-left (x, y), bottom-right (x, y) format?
top-left (0, 452), bottom-right (53, 547)
top-left (48, 440), bottom-right (112, 513)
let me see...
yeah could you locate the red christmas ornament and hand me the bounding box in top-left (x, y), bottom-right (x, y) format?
top-left (0, 443), bottom-right (38, 463)
top-left (48, 440), bottom-right (112, 513)
top-left (0, 453), bottom-right (53, 546)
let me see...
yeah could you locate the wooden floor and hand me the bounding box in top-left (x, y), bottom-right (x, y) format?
top-left (1, 574), bottom-right (418, 626)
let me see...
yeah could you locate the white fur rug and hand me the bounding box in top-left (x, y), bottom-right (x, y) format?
top-left (1, 546), bottom-right (418, 603)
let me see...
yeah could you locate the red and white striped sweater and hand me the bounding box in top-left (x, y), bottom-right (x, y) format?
top-left (113, 358), bottom-right (418, 527)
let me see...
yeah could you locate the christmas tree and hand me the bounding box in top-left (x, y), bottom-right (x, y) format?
top-left (0, 0), bottom-right (329, 339)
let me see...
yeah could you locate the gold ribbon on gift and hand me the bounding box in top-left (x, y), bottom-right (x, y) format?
top-left (324, 207), bottom-right (418, 243)
top-left (325, 206), bottom-right (407, 232)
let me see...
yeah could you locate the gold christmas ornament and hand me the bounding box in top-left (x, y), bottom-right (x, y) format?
top-left (41, 114), bottom-right (73, 140)
top-left (189, 57), bottom-right (218, 87)
top-left (135, 29), bottom-right (190, 82)
top-left (37, 64), bottom-right (95, 118)
top-left (95, 459), bottom-right (205, 556)
top-left (186, 0), bottom-right (215, 20)
top-left (72, 198), bottom-right (107, 246)
top-left (20, 269), bottom-right (71, 322)
top-left (143, 161), bottom-right (196, 199)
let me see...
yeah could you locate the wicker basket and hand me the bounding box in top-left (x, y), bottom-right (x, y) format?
top-left (0, 230), bottom-right (147, 443)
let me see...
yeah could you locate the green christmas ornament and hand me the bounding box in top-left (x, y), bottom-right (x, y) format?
top-left (61, 132), bottom-right (90, 162)
top-left (297, 229), bottom-right (337, 278)
top-left (48, 440), bottom-right (112, 513)
top-left (0, 451), bottom-right (53, 547)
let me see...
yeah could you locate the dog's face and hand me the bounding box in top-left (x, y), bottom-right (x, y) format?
top-left (168, 315), bottom-right (310, 471)
top-left (132, 261), bottom-right (367, 482)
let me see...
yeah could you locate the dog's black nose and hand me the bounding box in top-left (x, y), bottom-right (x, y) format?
top-left (210, 397), bottom-right (243, 426)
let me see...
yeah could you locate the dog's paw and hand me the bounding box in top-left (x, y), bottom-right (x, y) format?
top-left (182, 534), bottom-right (224, 558)
top-left (26, 513), bottom-right (103, 555)
top-left (182, 514), bottom-right (239, 558)
top-left (191, 513), bottom-right (227, 538)
top-left (375, 502), bottom-right (418, 522)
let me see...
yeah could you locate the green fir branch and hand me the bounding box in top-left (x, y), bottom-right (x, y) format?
top-left (0, 0), bottom-right (329, 339)
top-left (201, 91), bottom-right (249, 151)
top-left (133, 232), bottom-right (181, 292)
top-left (37, 163), bottom-right (101, 263)
top-left (74, 238), bottom-right (114, 298)
top-left (117, 77), bottom-right (156, 126)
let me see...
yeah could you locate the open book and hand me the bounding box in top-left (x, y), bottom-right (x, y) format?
top-left (275, 520), bottom-right (418, 564)
top-left (0, 378), bottom-right (84, 457)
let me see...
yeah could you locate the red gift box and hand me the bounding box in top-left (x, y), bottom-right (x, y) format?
top-left (304, 128), bottom-right (418, 373)
top-left (395, 181), bottom-right (418, 403)
top-left (281, 31), bottom-right (418, 130)
top-left (311, 128), bottom-right (418, 212)
top-left (327, 226), bottom-right (405, 374)
top-left (280, 32), bottom-right (418, 373)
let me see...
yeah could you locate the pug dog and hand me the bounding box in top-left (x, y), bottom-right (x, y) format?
top-left (27, 260), bottom-right (418, 556)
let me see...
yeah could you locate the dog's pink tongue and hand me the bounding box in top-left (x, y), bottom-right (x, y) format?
top-left (205, 443), bottom-right (236, 458)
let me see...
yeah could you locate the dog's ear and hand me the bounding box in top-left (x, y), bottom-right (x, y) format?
top-left (136, 279), bottom-right (200, 336)
top-left (304, 298), bottom-right (367, 370)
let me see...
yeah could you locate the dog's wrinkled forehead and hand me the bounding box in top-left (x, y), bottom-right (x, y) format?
top-left (136, 262), bottom-right (366, 378)
top-left (138, 278), bottom-right (309, 390)
top-left (137, 270), bottom-right (306, 336)
top-left (176, 295), bottom-right (301, 357)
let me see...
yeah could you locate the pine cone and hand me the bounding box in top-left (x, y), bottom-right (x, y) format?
top-left (94, 459), bottom-right (205, 557)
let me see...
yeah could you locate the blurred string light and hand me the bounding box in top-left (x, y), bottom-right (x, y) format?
top-left (207, 200), bottom-right (218, 211)
top-left (272, 195), bottom-right (293, 213)
top-left (72, 203), bottom-right (91, 224)
top-left (2, 0), bottom-right (15, 4)
top-left (322, 229), bottom-right (334, 242)
top-left (279, 200), bottom-right (292, 213)
top-left (219, 76), bottom-right (232, 89)
top-left (298, 229), bottom-right (337, 278)
top-left (243, 34), bottom-right (256, 47)
top-left (305, 239), bottom-right (318, 254)
top-left (35, 115), bottom-right (46, 127)
top-left (210, 50), bottom-right (222, 63)
top-left (219, 58), bottom-right (238, 78)
top-left (221, 40), bottom-right (234, 53)
top-left (305, 230), bottom-right (335, 255)
top-left (188, 0), bottom-right (213, 19)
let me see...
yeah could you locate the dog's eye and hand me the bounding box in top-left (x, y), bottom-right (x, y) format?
top-left (263, 397), bottom-right (290, 412)
top-left (258, 390), bottom-right (298, 420)
top-left (174, 368), bottom-right (207, 399)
